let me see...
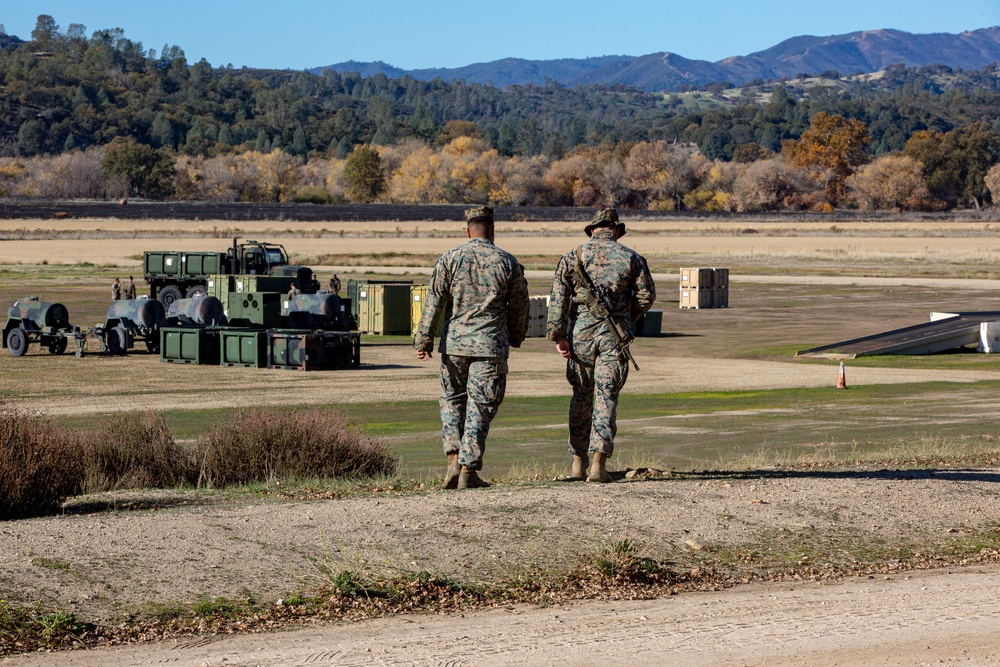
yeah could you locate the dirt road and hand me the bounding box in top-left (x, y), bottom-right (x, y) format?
top-left (5, 565), bottom-right (1000, 666)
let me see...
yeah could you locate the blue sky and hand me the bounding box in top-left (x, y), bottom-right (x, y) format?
top-left (4, 1), bottom-right (999, 70)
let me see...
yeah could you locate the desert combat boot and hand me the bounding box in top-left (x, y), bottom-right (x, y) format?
top-left (443, 453), bottom-right (461, 490)
top-left (587, 452), bottom-right (612, 483)
top-left (458, 466), bottom-right (490, 489)
top-left (568, 453), bottom-right (589, 481)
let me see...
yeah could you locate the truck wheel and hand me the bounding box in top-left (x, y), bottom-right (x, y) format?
top-left (186, 285), bottom-right (207, 299)
top-left (47, 337), bottom-right (68, 355)
top-left (158, 285), bottom-right (183, 309)
top-left (7, 328), bottom-right (28, 357)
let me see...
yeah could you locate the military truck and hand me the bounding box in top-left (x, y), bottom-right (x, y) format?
top-left (143, 238), bottom-right (320, 308)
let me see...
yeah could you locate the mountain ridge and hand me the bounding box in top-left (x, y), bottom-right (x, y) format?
top-left (309, 27), bottom-right (1000, 91)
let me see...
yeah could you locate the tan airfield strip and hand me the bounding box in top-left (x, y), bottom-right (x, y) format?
top-left (5, 235), bottom-right (1000, 267)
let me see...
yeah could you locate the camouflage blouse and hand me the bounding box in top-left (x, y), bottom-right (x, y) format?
top-left (414, 238), bottom-right (529, 358)
top-left (547, 229), bottom-right (656, 342)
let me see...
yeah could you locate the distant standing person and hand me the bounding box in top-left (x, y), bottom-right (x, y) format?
top-left (111, 277), bottom-right (121, 301)
top-left (287, 282), bottom-right (300, 300)
top-left (124, 276), bottom-right (137, 300)
top-left (546, 208), bottom-right (656, 483)
top-left (414, 206), bottom-right (530, 490)
top-left (330, 273), bottom-right (342, 294)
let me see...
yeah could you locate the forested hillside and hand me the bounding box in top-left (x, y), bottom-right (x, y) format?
top-left (1, 16), bottom-right (1000, 212)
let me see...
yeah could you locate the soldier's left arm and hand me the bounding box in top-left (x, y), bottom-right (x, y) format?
top-left (630, 254), bottom-right (657, 321)
top-left (506, 260), bottom-right (530, 348)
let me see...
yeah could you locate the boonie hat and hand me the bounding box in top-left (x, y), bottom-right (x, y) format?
top-left (585, 207), bottom-right (626, 237)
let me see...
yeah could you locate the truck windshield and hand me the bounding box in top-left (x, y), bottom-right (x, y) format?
top-left (264, 248), bottom-right (287, 266)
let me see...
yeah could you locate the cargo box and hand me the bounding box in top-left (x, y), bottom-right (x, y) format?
top-left (207, 275), bottom-right (235, 303)
top-left (634, 310), bottom-right (662, 336)
top-left (679, 267), bottom-right (714, 289)
top-left (711, 288), bottom-right (730, 308)
top-left (144, 251), bottom-right (225, 279)
top-left (159, 326), bottom-right (221, 365)
top-left (232, 274), bottom-right (297, 296)
top-left (267, 330), bottom-right (361, 371)
top-left (219, 329), bottom-right (268, 368)
top-left (679, 288), bottom-right (712, 309)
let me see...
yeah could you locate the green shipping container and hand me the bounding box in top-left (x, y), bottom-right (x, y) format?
top-left (356, 284), bottom-right (413, 335)
top-left (219, 329), bottom-right (268, 368)
top-left (227, 291), bottom-right (282, 328)
top-left (159, 326), bottom-right (221, 365)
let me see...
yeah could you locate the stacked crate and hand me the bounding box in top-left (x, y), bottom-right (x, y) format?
top-left (679, 268), bottom-right (729, 309)
top-left (526, 296), bottom-right (550, 338)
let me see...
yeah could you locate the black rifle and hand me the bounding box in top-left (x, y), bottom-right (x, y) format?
top-left (572, 249), bottom-right (639, 371)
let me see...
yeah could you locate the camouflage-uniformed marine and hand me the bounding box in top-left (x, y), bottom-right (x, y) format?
top-left (111, 278), bottom-right (121, 301)
top-left (124, 276), bottom-right (137, 300)
top-left (547, 208), bottom-right (656, 483)
top-left (329, 273), bottom-right (342, 294)
top-left (414, 206), bottom-right (530, 490)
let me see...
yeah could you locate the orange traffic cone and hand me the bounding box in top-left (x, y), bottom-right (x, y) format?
top-left (836, 361), bottom-right (847, 389)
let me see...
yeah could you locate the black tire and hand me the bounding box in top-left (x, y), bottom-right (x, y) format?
top-left (47, 337), bottom-right (68, 355)
top-left (158, 285), bottom-right (183, 308)
top-left (7, 328), bottom-right (27, 357)
top-left (186, 285), bottom-right (207, 299)
top-left (107, 326), bottom-right (127, 355)
top-left (144, 337), bottom-right (159, 354)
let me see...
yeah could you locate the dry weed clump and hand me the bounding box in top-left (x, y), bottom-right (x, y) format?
top-left (0, 402), bottom-right (83, 519)
top-left (78, 411), bottom-right (195, 494)
top-left (194, 407), bottom-right (397, 487)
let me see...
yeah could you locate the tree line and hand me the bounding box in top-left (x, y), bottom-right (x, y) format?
top-left (1, 16), bottom-right (1000, 210)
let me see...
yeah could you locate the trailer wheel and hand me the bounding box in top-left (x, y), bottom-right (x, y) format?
top-left (145, 337), bottom-right (159, 354)
top-left (47, 337), bottom-right (68, 355)
top-left (186, 285), bottom-right (207, 299)
top-left (7, 328), bottom-right (28, 357)
top-left (107, 326), bottom-right (127, 355)
top-left (158, 285), bottom-right (183, 308)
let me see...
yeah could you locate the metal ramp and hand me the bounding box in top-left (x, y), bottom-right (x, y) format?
top-left (796, 311), bottom-right (1000, 358)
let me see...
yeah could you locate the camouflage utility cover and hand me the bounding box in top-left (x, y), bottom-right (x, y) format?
top-left (547, 228), bottom-right (656, 342)
top-left (414, 238), bottom-right (529, 358)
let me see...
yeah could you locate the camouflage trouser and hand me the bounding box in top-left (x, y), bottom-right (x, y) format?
top-left (566, 334), bottom-right (629, 457)
top-left (439, 354), bottom-right (508, 471)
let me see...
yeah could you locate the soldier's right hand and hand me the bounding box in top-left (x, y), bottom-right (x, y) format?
top-left (417, 350), bottom-right (433, 361)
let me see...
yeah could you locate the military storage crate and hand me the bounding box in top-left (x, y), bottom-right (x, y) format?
top-left (679, 267), bottom-right (729, 309)
top-left (219, 329), bottom-right (269, 368)
top-left (228, 291), bottom-right (282, 328)
top-left (355, 283), bottom-right (413, 335)
top-left (267, 330), bottom-right (361, 371)
top-left (633, 310), bottom-right (663, 336)
top-left (527, 296), bottom-right (549, 337)
top-left (159, 326), bottom-right (221, 365)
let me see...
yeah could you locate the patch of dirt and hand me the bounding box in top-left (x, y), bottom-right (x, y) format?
top-left (3, 470), bottom-right (1000, 665)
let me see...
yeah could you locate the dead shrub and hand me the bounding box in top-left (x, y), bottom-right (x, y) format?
top-left (78, 412), bottom-right (194, 493)
top-left (0, 402), bottom-right (83, 519)
top-left (194, 407), bottom-right (396, 487)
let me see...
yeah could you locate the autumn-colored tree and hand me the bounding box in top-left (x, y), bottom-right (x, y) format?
top-left (985, 163), bottom-right (1000, 208)
top-left (389, 145), bottom-right (451, 203)
top-left (623, 141), bottom-right (699, 209)
top-left (541, 152), bottom-right (602, 207)
top-left (343, 144), bottom-right (385, 203)
top-left (781, 112), bottom-right (871, 204)
top-left (732, 157), bottom-right (809, 212)
top-left (845, 155), bottom-right (929, 211)
top-left (682, 160), bottom-right (743, 212)
top-left (435, 120), bottom-right (483, 146)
